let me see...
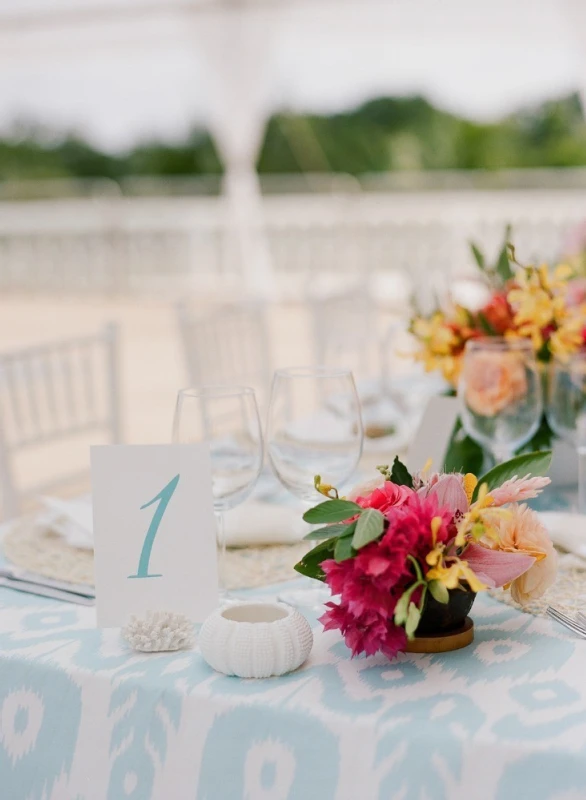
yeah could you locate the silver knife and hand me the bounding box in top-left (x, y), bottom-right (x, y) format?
top-left (0, 575), bottom-right (95, 605)
top-left (0, 567), bottom-right (95, 599)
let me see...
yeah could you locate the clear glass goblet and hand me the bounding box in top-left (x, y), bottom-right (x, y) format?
top-left (267, 366), bottom-right (364, 606)
top-left (547, 354), bottom-right (586, 514)
top-left (172, 386), bottom-right (264, 592)
top-left (458, 337), bottom-right (543, 465)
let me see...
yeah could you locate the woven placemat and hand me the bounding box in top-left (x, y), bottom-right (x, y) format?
top-left (2, 518), bottom-right (311, 590)
top-left (489, 552), bottom-right (586, 617)
top-left (5, 521), bottom-right (584, 609)
top-left (3, 518), bottom-right (95, 585)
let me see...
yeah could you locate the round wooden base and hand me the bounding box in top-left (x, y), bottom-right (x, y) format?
top-left (406, 617), bottom-right (474, 654)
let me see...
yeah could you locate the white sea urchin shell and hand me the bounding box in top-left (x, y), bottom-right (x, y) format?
top-left (199, 601), bottom-right (313, 678)
top-left (122, 611), bottom-right (195, 652)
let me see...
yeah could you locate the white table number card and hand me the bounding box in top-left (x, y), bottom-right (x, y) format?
top-left (91, 444), bottom-right (218, 628)
top-left (406, 395), bottom-right (460, 474)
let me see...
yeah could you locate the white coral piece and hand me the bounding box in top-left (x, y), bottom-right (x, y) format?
top-left (122, 611), bottom-right (195, 652)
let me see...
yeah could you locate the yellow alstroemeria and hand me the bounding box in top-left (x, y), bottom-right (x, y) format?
top-left (455, 483), bottom-right (508, 547)
top-left (425, 516), bottom-right (446, 567)
top-left (417, 315), bottom-right (458, 355)
top-left (426, 560), bottom-right (487, 593)
top-left (552, 263), bottom-right (574, 285)
top-left (314, 476), bottom-right (338, 499)
top-left (550, 313), bottom-right (586, 361)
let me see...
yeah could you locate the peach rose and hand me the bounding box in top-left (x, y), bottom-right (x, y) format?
top-left (464, 350), bottom-right (528, 416)
top-left (488, 504), bottom-right (557, 605)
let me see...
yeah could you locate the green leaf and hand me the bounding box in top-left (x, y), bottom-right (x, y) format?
top-left (443, 418), bottom-right (485, 475)
top-left (476, 311), bottom-right (497, 336)
top-left (405, 602), bottom-right (421, 639)
top-left (390, 456), bottom-right (414, 488)
top-left (294, 537), bottom-right (336, 581)
top-left (304, 522), bottom-right (352, 541)
top-left (303, 499), bottom-right (362, 525)
top-left (473, 450), bottom-right (552, 501)
top-left (428, 579), bottom-right (449, 604)
top-left (495, 227), bottom-right (514, 284)
top-left (394, 587), bottom-right (413, 626)
top-left (334, 536), bottom-right (356, 562)
top-left (523, 415), bottom-right (555, 453)
top-left (351, 508), bottom-right (385, 549)
top-left (339, 520), bottom-right (358, 538)
top-left (470, 242), bottom-right (486, 270)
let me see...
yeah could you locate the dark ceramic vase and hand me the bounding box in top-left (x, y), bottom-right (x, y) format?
top-left (416, 587), bottom-right (476, 636)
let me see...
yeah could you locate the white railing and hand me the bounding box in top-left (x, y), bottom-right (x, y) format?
top-left (0, 182), bottom-right (585, 298)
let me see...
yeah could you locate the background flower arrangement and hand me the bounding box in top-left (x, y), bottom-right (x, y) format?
top-left (295, 452), bottom-right (556, 660)
top-left (410, 230), bottom-right (586, 472)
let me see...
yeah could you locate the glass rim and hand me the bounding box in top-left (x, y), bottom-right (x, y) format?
top-left (273, 366), bottom-right (354, 379)
top-left (177, 385), bottom-right (257, 400)
top-left (464, 336), bottom-right (535, 352)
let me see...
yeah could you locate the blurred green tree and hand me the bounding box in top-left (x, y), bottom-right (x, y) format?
top-left (0, 92), bottom-right (585, 184)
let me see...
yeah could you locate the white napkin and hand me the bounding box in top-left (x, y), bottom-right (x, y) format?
top-left (37, 496), bottom-right (94, 550)
top-left (223, 502), bottom-right (307, 547)
top-left (538, 512), bottom-right (586, 561)
top-left (35, 496), bottom-right (305, 550)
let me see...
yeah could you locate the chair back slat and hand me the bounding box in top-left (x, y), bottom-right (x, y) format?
top-left (176, 302), bottom-right (272, 405)
top-left (310, 289), bottom-right (377, 376)
top-left (42, 351), bottom-right (60, 426)
top-left (0, 324), bottom-right (122, 520)
top-left (81, 342), bottom-right (97, 424)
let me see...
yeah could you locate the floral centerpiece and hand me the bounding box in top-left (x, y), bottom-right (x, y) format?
top-left (409, 235), bottom-right (586, 471)
top-left (295, 453), bottom-right (557, 659)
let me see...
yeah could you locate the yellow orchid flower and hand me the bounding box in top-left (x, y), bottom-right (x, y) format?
top-left (427, 560), bottom-right (487, 593)
top-left (425, 516), bottom-right (446, 567)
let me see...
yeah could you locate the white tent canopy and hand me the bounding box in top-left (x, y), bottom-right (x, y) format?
top-left (0, 0), bottom-right (585, 295)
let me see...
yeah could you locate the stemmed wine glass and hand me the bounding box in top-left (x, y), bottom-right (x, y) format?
top-left (458, 338), bottom-right (543, 465)
top-left (267, 367), bottom-right (364, 605)
top-left (547, 354), bottom-right (586, 514)
top-left (173, 386), bottom-right (264, 592)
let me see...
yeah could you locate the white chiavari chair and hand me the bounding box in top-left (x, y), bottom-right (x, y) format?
top-left (175, 301), bottom-right (273, 405)
top-left (0, 323), bottom-right (121, 520)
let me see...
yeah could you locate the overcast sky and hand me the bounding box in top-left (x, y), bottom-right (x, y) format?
top-left (0, 0), bottom-right (584, 151)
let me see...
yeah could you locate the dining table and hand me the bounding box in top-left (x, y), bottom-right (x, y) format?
top-left (1, 494), bottom-right (586, 800)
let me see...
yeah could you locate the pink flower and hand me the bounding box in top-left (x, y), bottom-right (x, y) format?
top-left (320, 603), bottom-right (407, 659)
top-left (464, 542), bottom-right (536, 588)
top-left (318, 494), bottom-right (453, 659)
top-left (490, 474), bottom-right (551, 506)
top-left (353, 481), bottom-right (415, 517)
top-left (418, 473), bottom-right (469, 516)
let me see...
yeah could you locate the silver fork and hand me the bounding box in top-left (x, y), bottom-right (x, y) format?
top-left (547, 606), bottom-right (586, 638)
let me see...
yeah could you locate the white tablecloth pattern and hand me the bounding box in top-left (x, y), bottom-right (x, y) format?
top-left (1, 574), bottom-right (586, 800)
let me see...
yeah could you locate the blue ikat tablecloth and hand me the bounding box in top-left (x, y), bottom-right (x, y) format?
top-left (0, 484), bottom-right (584, 800)
top-left (1, 575), bottom-right (586, 800)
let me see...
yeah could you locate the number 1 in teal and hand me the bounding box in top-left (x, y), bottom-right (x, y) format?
top-left (128, 474), bottom-right (180, 579)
